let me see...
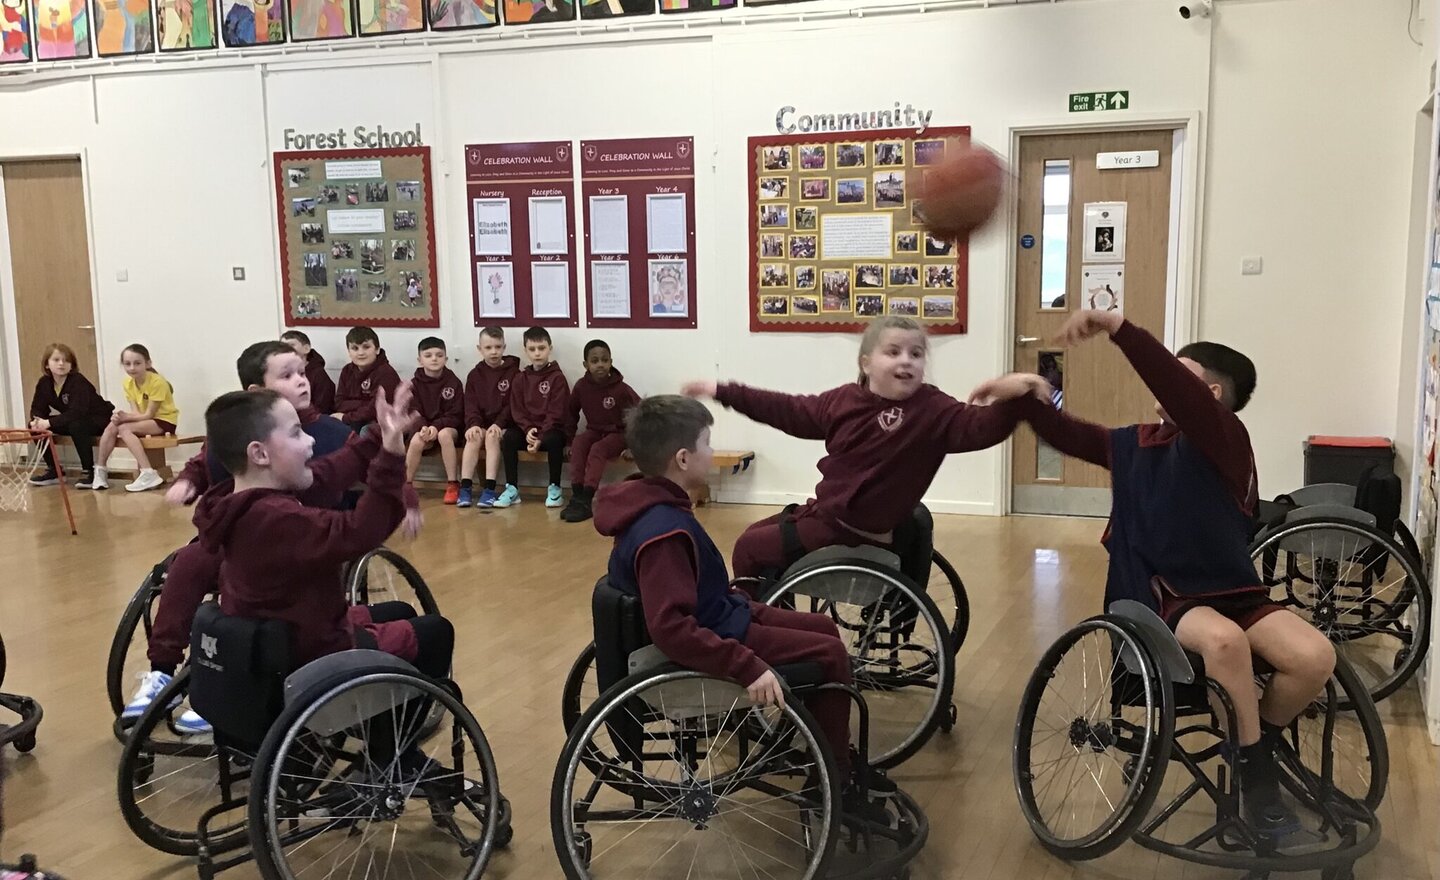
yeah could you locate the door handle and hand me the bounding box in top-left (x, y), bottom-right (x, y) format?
top-left (77, 325), bottom-right (94, 330)
top-left (1016, 335), bottom-right (1040, 346)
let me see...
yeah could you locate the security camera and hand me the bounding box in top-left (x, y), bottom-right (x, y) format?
top-left (1178, 1), bottom-right (1212, 18)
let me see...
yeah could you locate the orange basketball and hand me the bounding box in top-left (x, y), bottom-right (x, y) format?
top-left (917, 145), bottom-right (1006, 240)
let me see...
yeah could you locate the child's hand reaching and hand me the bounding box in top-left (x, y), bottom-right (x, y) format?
top-left (375, 384), bottom-right (419, 455)
top-left (402, 507), bottom-right (424, 539)
top-left (1053, 310), bottom-right (1123, 347)
top-left (968, 373), bottom-right (1053, 406)
top-left (164, 478), bottom-right (198, 506)
top-left (681, 380), bottom-right (717, 399)
top-left (746, 668), bottom-right (785, 709)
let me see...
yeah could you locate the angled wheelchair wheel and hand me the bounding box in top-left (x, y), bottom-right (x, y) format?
top-left (249, 670), bottom-right (501, 880)
top-left (560, 642), bottom-right (599, 735)
top-left (929, 550), bottom-right (970, 657)
top-left (766, 557), bottom-right (954, 769)
top-left (1013, 617), bottom-right (1175, 861)
top-left (1251, 517), bottom-right (1430, 704)
top-left (106, 548), bottom-right (184, 719)
top-left (347, 547), bottom-right (441, 615)
top-left (552, 667), bottom-right (842, 880)
top-left (1282, 652), bottom-right (1388, 812)
top-left (116, 668), bottom-right (252, 856)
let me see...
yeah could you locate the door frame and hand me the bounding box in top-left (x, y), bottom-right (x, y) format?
top-left (997, 111), bottom-right (1205, 516)
top-left (0, 148), bottom-right (106, 428)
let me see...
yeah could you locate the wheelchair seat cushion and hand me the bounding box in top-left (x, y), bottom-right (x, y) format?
top-left (189, 602), bottom-right (292, 748)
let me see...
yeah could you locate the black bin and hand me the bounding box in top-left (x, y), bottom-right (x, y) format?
top-left (1303, 436), bottom-right (1395, 486)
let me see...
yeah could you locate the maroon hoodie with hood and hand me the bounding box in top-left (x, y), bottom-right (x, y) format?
top-left (567, 368), bottom-right (640, 437)
top-left (191, 437), bottom-right (416, 666)
top-left (463, 355), bottom-right (521, 430)
top-left (411, 367), bottom-right (464, 432)
top-left (509, 360), bottom-right (570, 434)
top-left (594, 476), bottom-right (769, 687)
top-left (335, 349), bottom-right (402, 427)
top-left (305, 350), bottom-right (337, 416)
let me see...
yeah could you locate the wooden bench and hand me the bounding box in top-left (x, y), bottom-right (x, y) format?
top-left (53, 433), bottom-right (203, 480)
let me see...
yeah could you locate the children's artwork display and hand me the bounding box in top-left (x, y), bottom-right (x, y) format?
top-left (427, 0), bottom-right (494, 29)
top-left (1, 0), bottom-right (33, 63)
top-left (357, 0), bottom-right (423, 34)
top-left (747, 126), bottom-right (970, 334)
top-left (578, 0), bottom-right (651, 18)
top-left (92, 0), bottom-right (151, 55)
top-left (502, 0), bottom-right (571, 23)
top-left (288, 0), bottom-right (350, 40)
top-left (33, 0), bottom-right (90, 59)
top-left (156, 0), bottom-right (216, 49)
top-left (659, 0), bottom-right (733, 10)
top-left (465, 141), bottom-right (580, 328)
top-left (275, 147), bottom-right (439, 327)
top-left (580, 136), bottom-right (697, 328)
top-left (220, 0), bottom-right (283, 44)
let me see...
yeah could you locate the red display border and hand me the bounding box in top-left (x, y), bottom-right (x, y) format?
top-left (274, 145), bottom-right (441, 328)
top-left (746, 125), bottom-right (970, 335)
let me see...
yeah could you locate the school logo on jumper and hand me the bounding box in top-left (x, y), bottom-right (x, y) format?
top-left (539, 380), bottom-right (552, 395)
top-left (361, 378), bottom-right (372, 392)
top-left (877, 407), bottom-right (904, 432)
top-left (200, 635), bottom-right (218, 660)
top-left (498, 379), bottom-right (511, 393)
top-left (441, 387), bottom-right (456, 400)
top-left (60, 394), bottom-right (69, 404)
top-left (603, 396), bottom-right (616, 410)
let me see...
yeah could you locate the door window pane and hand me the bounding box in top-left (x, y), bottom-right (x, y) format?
top-left (1039, 160), bottom-right (1071, 310)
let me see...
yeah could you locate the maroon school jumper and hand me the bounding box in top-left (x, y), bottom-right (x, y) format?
top-left (192, 444), bottom-right (417, 667)
top-left (567, 368), bottom-right (640, 487)
top-left (509, 361), bottom-right (570, 433)
top-left (335, 349), bottom-right (402, 428)
top-left (463, 355), bottom-right (520, 431)
top-left (304, 351), bottom-right (337, 416)
top-left (410, 367), bottom-right (464, 433)
top-left (714, 381), bottom-right (1025, 578)
top-left (594, 476), bottom-right (855, 773)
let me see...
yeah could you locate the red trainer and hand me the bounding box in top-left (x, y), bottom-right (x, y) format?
top-left (443, 482), bottom-right (460, 505)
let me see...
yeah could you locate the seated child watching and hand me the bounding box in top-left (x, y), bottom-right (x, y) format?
top-left (91, 343), bottom-right (180, 493)
top-left (28, 343), bottom-right (115, 487)
top-left (500, 327), bottom-right (570, 509)
top-left (595, 395), bottom-right (895, 819)
top-left (334, 325), bottom-right (401, 433)
top-left (971, 310), bottom-right (1336, 835)
top-left (561, 339), bottom-right (639, 523)
top-left (406, 337), bottom-right (464, 503)
top-left (281, 329), bottom-right (337, 415)
top-left (458, 327), bottom-right (520, 509)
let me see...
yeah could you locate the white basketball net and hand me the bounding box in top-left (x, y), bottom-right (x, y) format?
top-left (0, 431), bottom-right (49, 513)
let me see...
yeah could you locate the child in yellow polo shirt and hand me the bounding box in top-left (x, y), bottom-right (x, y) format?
top-left (89, 343), bottom-right (181, 492)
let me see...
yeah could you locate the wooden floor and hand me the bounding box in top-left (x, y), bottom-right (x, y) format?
top-left (2, 486), bottom-right (1437, 879)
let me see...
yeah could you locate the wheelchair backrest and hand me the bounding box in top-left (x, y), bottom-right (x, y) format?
top-left (190, 602), bottom-right (292, 748)
top-left (593, 576), bottom-right (652, 695)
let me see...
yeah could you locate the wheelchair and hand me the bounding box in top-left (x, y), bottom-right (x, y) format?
top-left (1250, 484), bottom-right (1431, 705)
top-left (0, 632), bottom-right (41, 756)
top-left (0, 854), bottom-right (65, 880)
top-left (117, 602), bottom-right (510, 880)
top-left (1012, 600), bottom-right (1386, 878)
top-left (551, 577), bottom-right (928, 879)
top-left (106, 544), bottom-right (437, 742)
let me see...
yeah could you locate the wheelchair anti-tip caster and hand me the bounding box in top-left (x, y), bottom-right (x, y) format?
top-left (939, 703), bottom-right (958, 732)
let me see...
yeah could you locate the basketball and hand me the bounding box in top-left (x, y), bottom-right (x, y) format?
top-left (917, 145), bottom-right (1006, 240)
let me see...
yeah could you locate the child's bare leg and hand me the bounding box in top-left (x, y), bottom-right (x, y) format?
top-left (438, 428), bottom-right (459, 481)
top-left (1246, 610), bottom-right (1335, 726)
top-left (1174, 607), bottom-right (1261, 744)
top-left (460, 437), bottom-right (482, 482)
top-left (484, 427), bottom-right (502, 483)
top-left (405, 435), bottom-right (427, 482)
top-left (119, 420), bottom-right (165, 467)
top-left (97, 421), bottom-right (120, 466)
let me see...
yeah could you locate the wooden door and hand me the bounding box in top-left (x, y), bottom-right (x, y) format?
top-left (3, 159), bottom-right (100, 420)
top-left (1011, 130), bottom-right (1175, 516)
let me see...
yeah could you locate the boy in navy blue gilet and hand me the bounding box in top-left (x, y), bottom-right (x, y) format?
top-left (973, 311), bottom-right (1335, 836)
top-left (594, 395), bottom-right (895, 819)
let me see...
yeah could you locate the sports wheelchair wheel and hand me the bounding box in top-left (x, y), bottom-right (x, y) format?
top-left (249, 669), bottom-right (502, 880)
top-left (551, 667), bottom-right (842, 880)
top-left (560, 642), bottom-right (598, 735)
top-left (347, 547), bottom-right (441, 614)
top-left (764, 548), bottom-right (954, 769)
top-left (116, 668), bottom-right (252, 857)
top-left (928, 551), bottom-right (970, 658)
top-left (1284, 652), bottom-right (1388, 811)
top-left (1251, 515), bottom-right (1430, 704)
top-left (1013, 617), bottom-right (1174, 861)
top-left (106, 547), bottom-right (185, 720)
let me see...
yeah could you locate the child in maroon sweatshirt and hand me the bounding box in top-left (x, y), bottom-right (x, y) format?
top-left (405, 336), bottom-right (465, 503)
top-left (459, 327), bottom-right (520, 509)
top-left (684, 316), bottom-right (1034, 584)
top-left (499, 326), bottom-right (570, 509)
top-left (561, 339), bottom-right (640, 523)
top-left (282, 329), bottom-right (336, 415)
top-left (28, 342), bottom-right (115, 485)
top-left (334, 326), bottom-right (402, 432)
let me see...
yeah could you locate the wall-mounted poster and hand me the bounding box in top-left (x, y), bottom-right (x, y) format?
top-left (275, 146), bottom-right (440, 327)
top-left (502, 0), bottom-right (571, 22)
top-left (33, 0), bottom-right (90, 59)
top-left (93, 0), bottom-right (152, 56)
top-left (660, 0), bottom-right (734, 10)
top-left (220, 0), bottom-right (284, 44)
top-left (288, 0), bottom-right (350, 40)
top-left (1082, 201), bottom-right (1127, 263)
top-left (156, 0), bottom-right (216, 49)
top-left (465, 141), bottom-right (580, 327)
top-left (357, 0), bottom-right (423, 34)
top-left (748, 125), bottom-right (970, 334)
top-left (579, 0), bottom-right (651, 18)
top-left (1, 0), bottom-right (33, 63)
top-left (581, 136), bottom-right (698, 329)
top-left (428, 0), bottom-right (494, 29)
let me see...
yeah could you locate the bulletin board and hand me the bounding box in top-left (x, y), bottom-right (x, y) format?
top-left (465, 140), bottom-right (580, 328)
top-left (274, 146), bottom-right (440, 327)
top-left (747, 126), bottom-right (971, 334)
top-left (581, 136), bottom-right (698, 329)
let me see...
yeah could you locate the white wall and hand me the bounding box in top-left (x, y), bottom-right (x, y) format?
top-left (0, 0), bottom-right (1429, 507)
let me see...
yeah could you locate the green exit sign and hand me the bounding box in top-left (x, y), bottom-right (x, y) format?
top-left (1070, 91), bottom-right (1130, 112)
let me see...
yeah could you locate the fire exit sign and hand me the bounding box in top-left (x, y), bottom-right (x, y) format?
top-left (1070, 91), bottom-right (1130, 112)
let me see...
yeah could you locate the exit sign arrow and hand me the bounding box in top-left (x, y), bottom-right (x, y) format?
top-left (1070, 90), bottom-right (1130, 113)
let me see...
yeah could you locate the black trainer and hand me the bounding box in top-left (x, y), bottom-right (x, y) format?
top-left (560, 487), bottom-right (593, 523)
top-left (1238, 743), bottom-right (1299, 836)
top-left (28, 469), bottom-right (60, 486)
